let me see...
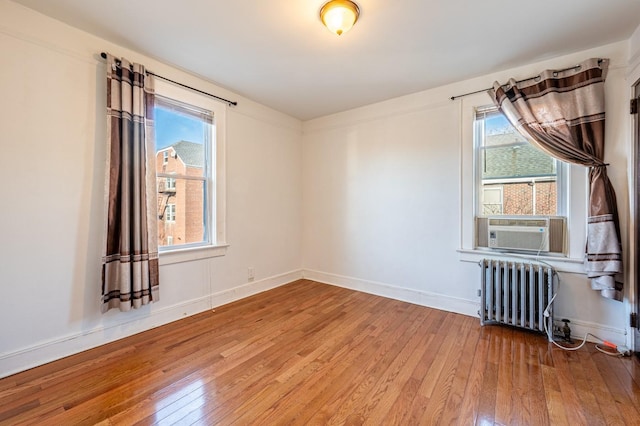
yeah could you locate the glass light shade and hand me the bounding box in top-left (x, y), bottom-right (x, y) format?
top-left (320, 0), bottom-right (360, 36)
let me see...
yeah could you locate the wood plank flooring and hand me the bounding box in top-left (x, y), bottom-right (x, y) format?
top-left (1, 279), bottom-right (639, 425)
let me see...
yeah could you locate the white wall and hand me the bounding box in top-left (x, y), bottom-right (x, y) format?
top-left (302, 41), bottom-right (633, 345)
top-left (0, 1), bottom-right (302, 377)
top-left (630, 23), bottom-right (640, 69)
top-left (1, 0), bottom-right (637, 379)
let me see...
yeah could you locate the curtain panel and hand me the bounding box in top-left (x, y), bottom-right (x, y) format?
top-left (488, 58), bottom-right (623, 301)
top-left (101, 54), bottom-right (160, 313)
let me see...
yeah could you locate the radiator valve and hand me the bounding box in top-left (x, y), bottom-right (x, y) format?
top-left (561, 318), bottom-right (572, 343)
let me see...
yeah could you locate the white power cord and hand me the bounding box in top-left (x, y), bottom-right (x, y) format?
top-left (481, 254), bottom-right (631, 357)
top-left (535, 219), bottom-right (547, 261)
top-left (542, 278), bottom-right (630, 356)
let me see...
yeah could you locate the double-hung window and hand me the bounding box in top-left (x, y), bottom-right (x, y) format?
top-left (153, 79), bottom-right (227, 262)
top-left (474, 106), bottom-right (567, 254)
top-left (165, 203), bottom-right (176, 222)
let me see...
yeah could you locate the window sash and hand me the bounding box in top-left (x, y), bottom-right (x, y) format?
top-left (155, 95), bottom-right (214, 251)
top-left (473, 106), bottom-right (566, 217)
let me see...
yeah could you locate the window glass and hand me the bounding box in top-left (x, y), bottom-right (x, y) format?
top-left (475, 108), bottom-right (560, 216)
top-left (155, 96), bottom-right (212, 249)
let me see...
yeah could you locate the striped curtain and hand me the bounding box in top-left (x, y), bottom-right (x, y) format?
top-left (101, 54), bottom-right (160, 312)
top-left (489, 58), bottom-right (623, 301)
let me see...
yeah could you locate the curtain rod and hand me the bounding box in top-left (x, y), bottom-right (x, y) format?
top-left (100, 52), bottom-right (238, 107)
top-left (450, 59), bottom-right (604, 101)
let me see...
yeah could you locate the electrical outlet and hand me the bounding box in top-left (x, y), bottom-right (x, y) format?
top-left (248, 267), bottom-right (255, 281)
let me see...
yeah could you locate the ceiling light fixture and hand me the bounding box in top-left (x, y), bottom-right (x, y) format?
top-left (320, 0), bottom-right (360, 36)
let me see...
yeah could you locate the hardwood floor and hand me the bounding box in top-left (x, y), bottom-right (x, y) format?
top-left (1, 279), bottom-right (639, 425)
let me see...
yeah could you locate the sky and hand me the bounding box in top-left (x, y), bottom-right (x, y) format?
top-left (154, 106), bottom-right (205, 151)
top-left (485, 112), bottom-right (511, 135)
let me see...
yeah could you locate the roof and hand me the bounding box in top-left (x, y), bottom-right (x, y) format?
top-left (485, 130), bottom-right (528, 147)
top-left (483, 132), bottom-right (555, 180)
top-left (171, 141), bottom-right (204, 168)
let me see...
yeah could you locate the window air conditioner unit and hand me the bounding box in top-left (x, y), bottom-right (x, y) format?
top-left (476, 216), bottom-right (566, 254)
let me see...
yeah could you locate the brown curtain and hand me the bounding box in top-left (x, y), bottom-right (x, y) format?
top-left (101, 54), bottom-right (159, 312)
top-left (488, 58), bottom-right (623, 301)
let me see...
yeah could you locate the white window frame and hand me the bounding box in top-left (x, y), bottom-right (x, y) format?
top-left (166, 176), bottom-right (176, 190)
top-left (154, 79), bottom-right (228, 265)
top-left (481, 186), bottom-right (503, 215)
top-left (457, 93), bottom-right (587, 272)
top-left (474, 105), bottom-right (567, 219)
top-left (165, 203), bottom-right (176, 222)
top-left (163, 151), bottom-right (169, 165)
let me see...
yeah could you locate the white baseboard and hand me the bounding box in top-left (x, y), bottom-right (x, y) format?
top-left (0, 269), bottom-right (303, 379)
top-left (302, 269), bottom-right (627, 346)
top-left (550, 317), bottom-right (627, 346)
top-left (302, 269), bottom-right (480, 317)
top-left (2, 268), bottom-right (626, 379)
top-left (210, 269), bottom-right (303, 308)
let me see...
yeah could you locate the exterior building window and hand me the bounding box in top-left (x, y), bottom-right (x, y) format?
top-left (482, 186), bottom-right (503, 215)
top-left (166, 177), bottom-right (176, 190)
top-left (155, 94), bottom-right (210, 248)
top-left (165, 203), bottom-right (176, 222)
top-left (153, 78), bottom-right (227, 261)
top-left (474, 107), bottom-right (565, 217)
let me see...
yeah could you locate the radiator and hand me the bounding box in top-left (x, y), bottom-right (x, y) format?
top-left (480, 258), bottom-right (555, 341)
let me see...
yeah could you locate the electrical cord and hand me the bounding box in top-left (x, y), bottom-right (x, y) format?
top-left (546, 327), bottom-right (628, 356)
top-left (535, 220), bottom-right (547, 261)
top-left (480, 253), bottom-right (631, 356)
top-left (479, 254), bottom-right (557, 341)
top-left (542, 277), bottom-right (630, 356)
top-left (595, 344), bottom-right (625, 357)
top-left (480, 252), bottom-right (556, 271)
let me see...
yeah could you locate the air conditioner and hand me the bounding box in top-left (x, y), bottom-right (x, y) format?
top-left (476, 216), bottom-right (566, 254)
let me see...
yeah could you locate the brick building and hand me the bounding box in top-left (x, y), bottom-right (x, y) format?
top-left (156, 141), bottom-right (205, 246)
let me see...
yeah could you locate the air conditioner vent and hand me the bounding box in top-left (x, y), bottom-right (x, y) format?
top-left (476, 216), bottom-right (566, 254)
top-left (488, 218), bottom-right (548, 227)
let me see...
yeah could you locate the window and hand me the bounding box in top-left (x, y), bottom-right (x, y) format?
top-left (166, 177), bottom-right (176, 190)
top-left (153, 78), bottom-right (227, 261)
top-left (482, 187), bottom-right (503, 215)
top-left (474, 107), bottom-right (565, 217)
top-left (460, 98), bottom-right (582, 263)
top-left (165, 203), bottom-right (176, 222)
top-left (472, 106), bottom-right (568, 255)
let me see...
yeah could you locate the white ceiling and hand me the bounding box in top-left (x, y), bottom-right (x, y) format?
top-left (12, 0), bottom-right (640, 120)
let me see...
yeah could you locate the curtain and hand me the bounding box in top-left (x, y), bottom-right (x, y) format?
top-left (101, 54), bottom-right (160, 313)
top-left (488, 58), bottom-right (623, 301)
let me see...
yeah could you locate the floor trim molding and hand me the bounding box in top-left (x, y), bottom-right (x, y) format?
top-left (303, 269), bottom-right (480, 317)
top-left (0, 269), bottom-right (303, 379)
top-left (302, 269), bottom-right (627, 345)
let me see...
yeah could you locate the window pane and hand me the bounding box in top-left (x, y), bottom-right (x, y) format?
top-left (478, 110), bottom-right (558, 216)
top-left (157, 178), bottom-right (206, 247)
top-left (154, 95), bottom-right (212, 249)
top-left (482, 186), bottom-right (503, 215)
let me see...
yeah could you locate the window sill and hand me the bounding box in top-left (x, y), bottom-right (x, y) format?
top-left (159, 244), bottom-right (229, 266)
top-left (457, 248), bottom-right (585, 274)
